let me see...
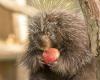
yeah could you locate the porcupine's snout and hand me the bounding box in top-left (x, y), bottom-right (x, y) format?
top-left (35, 32), bottom-right (52, 50)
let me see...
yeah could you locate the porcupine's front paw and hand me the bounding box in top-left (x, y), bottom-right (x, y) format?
top-left (37, 55), bottom-right (45, 65)
top-left (46, 60), bottom-right (58, 67)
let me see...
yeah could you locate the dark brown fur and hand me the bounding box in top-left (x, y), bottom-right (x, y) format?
top-left (22, 10), bottom-right (97, 80)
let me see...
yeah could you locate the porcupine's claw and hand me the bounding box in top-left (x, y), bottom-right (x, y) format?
top-left (37, 55), bottom-right (45, 64)
top-left (47, 61), bottom-right (58, 67)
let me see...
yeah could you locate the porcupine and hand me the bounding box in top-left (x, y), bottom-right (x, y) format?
top-left (22, 0), bottom-right (97, 80)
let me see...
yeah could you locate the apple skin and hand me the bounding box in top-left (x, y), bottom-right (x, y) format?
top-left (42, 48), bottom-right (60, 64)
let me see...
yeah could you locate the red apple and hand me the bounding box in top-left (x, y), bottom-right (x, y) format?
top-left (42, 48), bottom-right (60, 64)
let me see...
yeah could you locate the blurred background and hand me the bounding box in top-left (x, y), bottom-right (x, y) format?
top-left (0, 0), bottom-right (99, 80)
top-left (0, 0), bottom-right (35, 80)
top-left (0, 0), bottom-right (29, 79)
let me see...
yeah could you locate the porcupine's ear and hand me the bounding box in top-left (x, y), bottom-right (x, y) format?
top-left (28, 0), bottom-right (80, 13)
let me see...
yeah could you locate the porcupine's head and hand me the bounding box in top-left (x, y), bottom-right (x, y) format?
top-left (28, 0), bottom-right (79, 51)
top-left (22, 0), bottom-right (89, 71)
top-left (29, 11), bottom-right (64, 51)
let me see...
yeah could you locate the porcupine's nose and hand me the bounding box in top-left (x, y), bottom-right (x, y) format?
top-left (38, 33), bottom-right (52, 50)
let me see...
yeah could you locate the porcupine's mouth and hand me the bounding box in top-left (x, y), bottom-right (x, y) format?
top-left (37, 46), bottom-right (62, 56)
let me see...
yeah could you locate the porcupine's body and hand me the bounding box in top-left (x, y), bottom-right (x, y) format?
top-left (22, 1), bottom-right (97, 80)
